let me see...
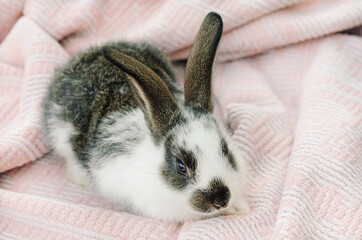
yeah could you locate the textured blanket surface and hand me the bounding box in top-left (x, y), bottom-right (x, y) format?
top-left (0, 0), bottom-right (361, 239)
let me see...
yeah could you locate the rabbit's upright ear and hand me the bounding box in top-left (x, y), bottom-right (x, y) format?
top-left (103, 47), bottom-right (178, 138)
top-left (184, 12), bottom-right (223, 113)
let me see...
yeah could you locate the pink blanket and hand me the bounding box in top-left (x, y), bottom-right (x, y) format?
top-left (1, 0), bottom-right (361, 239)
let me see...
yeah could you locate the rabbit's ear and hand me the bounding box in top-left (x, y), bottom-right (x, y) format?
top-left (103, 47), bottom-right (178, 138)
top-left (184, 12), bottom-right (223, 113)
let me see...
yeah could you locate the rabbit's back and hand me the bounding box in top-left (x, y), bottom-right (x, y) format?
top-left (43, 42), bottom-right (181, 163)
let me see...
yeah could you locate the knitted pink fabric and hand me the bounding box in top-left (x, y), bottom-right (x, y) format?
top-left (0, 0), bottom-right (361, 239)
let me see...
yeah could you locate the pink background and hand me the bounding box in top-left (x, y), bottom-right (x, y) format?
top-left (0, 0), bottom-right (361, 239)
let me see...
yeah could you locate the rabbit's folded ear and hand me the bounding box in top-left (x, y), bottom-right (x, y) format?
top-left (184, 12), bottom-right (223, 113)
top-left (103, 47), bottom-right (178, 138)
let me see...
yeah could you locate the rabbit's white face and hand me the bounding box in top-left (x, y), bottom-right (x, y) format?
top-left (160, 112), bottom-right (248, 220)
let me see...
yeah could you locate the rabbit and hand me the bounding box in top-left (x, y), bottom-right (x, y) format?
top-left (43, 12), bottom-right (249, 222)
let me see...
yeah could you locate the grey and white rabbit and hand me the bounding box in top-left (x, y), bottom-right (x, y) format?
top-left (43, 12), bottom-right (249, 222)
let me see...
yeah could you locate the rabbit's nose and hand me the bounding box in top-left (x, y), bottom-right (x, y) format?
top-left (189, 178), bottom-right (231, 213)
top-left (212, 187), bottom-right (230, 209)
top-left (213, 200), bottom-right (229, 209)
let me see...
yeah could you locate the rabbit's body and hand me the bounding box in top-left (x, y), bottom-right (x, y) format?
top-left (43, 13), bottom-right (249, 222)
top-left (44, 42), bottom-right (182, 181)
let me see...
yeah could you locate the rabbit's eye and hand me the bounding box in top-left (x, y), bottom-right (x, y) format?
top-left (176, 159), bottom-right (187, 176)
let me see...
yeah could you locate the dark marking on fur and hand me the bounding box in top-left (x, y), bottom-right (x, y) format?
top-left (221, 138), bottom-right (238, 170)
top-left (179, 148), bottom-right (197, 173)
top-left (161, 148), bottom-right (190, 190)
top-left (184, 12), bottom-right (223, 113)
top-left (161, 134), bottom-right (198, 190)
top-left (189, 178), bottom-right (230, 213)
top-left (92, 120), bottom-right (144, 159)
